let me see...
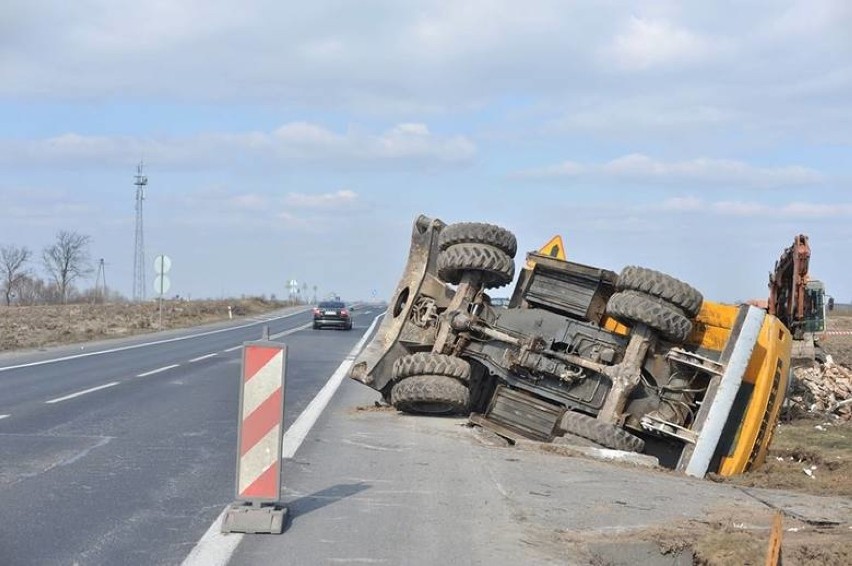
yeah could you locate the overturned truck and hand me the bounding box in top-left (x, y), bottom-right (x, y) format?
top-left (350, 216), bottom-right (792, 477)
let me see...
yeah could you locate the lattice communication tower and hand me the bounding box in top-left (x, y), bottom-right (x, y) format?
top-left (132, 161), bottom-right (148, 301)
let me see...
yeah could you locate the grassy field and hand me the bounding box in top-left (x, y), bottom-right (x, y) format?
top-left (0, 298), bottom-right (293, 352)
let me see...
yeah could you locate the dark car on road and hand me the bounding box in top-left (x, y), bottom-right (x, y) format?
top-left (312, 301), bottom-right (352, 330)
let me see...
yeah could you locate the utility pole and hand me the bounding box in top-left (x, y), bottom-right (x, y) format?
top-left (132, 161), bottom-right (148, 302)
top-left (93, 258), bottom-right (107, 304)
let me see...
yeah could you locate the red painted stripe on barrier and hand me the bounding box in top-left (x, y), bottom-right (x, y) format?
top-left (244, 346), bottom-right (280, 382)
top-left (240, 461), bottom-right (279, 498)
top-left (240, 387), bottom-right (283, 456)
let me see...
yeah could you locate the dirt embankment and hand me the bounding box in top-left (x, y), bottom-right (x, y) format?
top-left (718, 312), bottom-right (852, 497)
top-left (819, 312), bottom-right (852, 367)
top-left (675, 312), bottom-right (852, 565)
top-left (0, 298), bottom-right (293, 352)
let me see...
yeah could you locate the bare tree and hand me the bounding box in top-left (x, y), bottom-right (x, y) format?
top-left (15, 275), bottom-right (46, 305)
top-left (0, 245), bottom-right (32, 306)
top-left (42, 231), bottom-right (92, 304)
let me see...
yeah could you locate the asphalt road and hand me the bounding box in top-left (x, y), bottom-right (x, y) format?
top-left (3, 305), bottom-right (850, 566)
top-left (0, 306), bottom-right (379, 566)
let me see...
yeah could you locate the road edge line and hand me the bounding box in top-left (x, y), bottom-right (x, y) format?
top-left (0, 308), bottom-right (312, 373)
top-left (181, 312), bottom-right (384, 566)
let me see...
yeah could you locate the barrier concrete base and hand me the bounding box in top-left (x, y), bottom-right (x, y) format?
top-left (221, 501), bottom-right (289, 534)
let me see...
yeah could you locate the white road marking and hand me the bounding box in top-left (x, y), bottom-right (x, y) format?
top-left (137, 364), bottom-right (180, 377)
top-left (0, 414), bottom-right (10, 420)
top-left (189, 353), bottom-right (218, 363)
top-left (269, 322), bottom-right (312, 340)
top-left (219, 323), bottom-right (312, 355)
top-left (45, 382), bottom-right (120, 404)
top-left (182, 313), bottom-right (385, 566)
top-left (0, 308), bottom-right (312, 373)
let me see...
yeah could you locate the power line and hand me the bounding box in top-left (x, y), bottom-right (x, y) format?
top-left (93, 258), bottom-right (107, 304)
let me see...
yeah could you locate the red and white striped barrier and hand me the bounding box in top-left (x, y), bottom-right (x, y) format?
top-left (238, 344), bottom-right (286, 500)
top-left (222, 339), bottom-right (288, 534)
top-left (821, 330), bottom-right (852, 337)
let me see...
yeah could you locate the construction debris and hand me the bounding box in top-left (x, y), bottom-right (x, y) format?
top-left (787, 357), bottom-right (852, 421)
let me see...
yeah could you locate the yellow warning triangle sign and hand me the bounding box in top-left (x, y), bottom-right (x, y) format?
top-left (539, 235), bottom-right (566, 260)
top-left (525, 235), bottom-right (566, 269)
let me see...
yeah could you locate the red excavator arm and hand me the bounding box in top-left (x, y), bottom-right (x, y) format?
top-left (767, 234), bottom-right (810, 338)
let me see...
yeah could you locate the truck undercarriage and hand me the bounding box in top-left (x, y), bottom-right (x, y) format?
top-left (350, 216), bottom-right (791, 477)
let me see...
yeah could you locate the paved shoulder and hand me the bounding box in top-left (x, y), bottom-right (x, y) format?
top-left (230, 380), bottom-right (852, 565)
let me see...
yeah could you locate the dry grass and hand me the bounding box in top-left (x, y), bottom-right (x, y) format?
top-left (720, 417), bottom-right (852, 496)
top-left (0, 298), bottom-right (293, 352)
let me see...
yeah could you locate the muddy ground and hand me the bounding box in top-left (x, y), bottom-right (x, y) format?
top-left (653, 313), bottom-right (852, 565)
top-left (733, 311), bottom-right (852, 497)
top-left (0, 298), bottom-right (293, 352)
top-left (820, 312), bottom-right (852, 367)
top-left (559, 506), bottom-right (852, 566)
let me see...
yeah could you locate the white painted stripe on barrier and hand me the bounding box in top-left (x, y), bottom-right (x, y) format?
top-left (181, 312), bottom-right (384, 566)
top-left (238, 425), bottom-right (281, 494)
top-left (242, 351), bottom-right (284, 417)
top-left (0, 307), bottom-right (312, 373)
top-left (137, 364), bottom-right (180, 378)
top-left (45, 381), bottom-right (120, 404)
top-left (189, 353), bottom-right (218, 363)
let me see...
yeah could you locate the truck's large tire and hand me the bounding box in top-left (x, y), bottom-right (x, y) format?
top-left (559, 411), bottom-right (645, 452)
top-left (437, 243), bottom-right (515, 288)
top-left (393, 352), bottom-right (471, 382)
top-left (617, 266), bottom-right (703, 319)
top-left (438, 222), bottom-right (518, 258)
top-left (390, 375), bottom-right (470, 415)
top-left (606, 290), bottom-right (693, 343)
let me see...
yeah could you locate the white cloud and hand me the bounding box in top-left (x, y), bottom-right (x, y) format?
top-left (1, 0), bottom-right (850, 148)
top-left (159, 187), bottom-right (365, 236)
top-left (603, 17), bottom-right (723, 71)
top-left (284, 190), bottom-right (357, 209)
top-left (555, 99), bottom-right (737, 136)
top-left (779, 202), bottom-right (852, 218)
top-left (660, 196), bottom-right (703, 212)
top-left (0, 122), bottom-right (476, 170)
top-left (710, 200), bottom-right (772, 216)
top-left (511, 161), bottom-right (584, 179)
top-left (0, 187), bottom-right (96, 228)
top-left (513, 154), bottom-right (825, 188)
top-left (228, 194), bottom-right (268, 211)
top-left (659, 197), bottom-right (852, 218)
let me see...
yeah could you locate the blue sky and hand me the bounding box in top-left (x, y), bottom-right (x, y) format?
top-left (1, 0), bottom-right (850, 303)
